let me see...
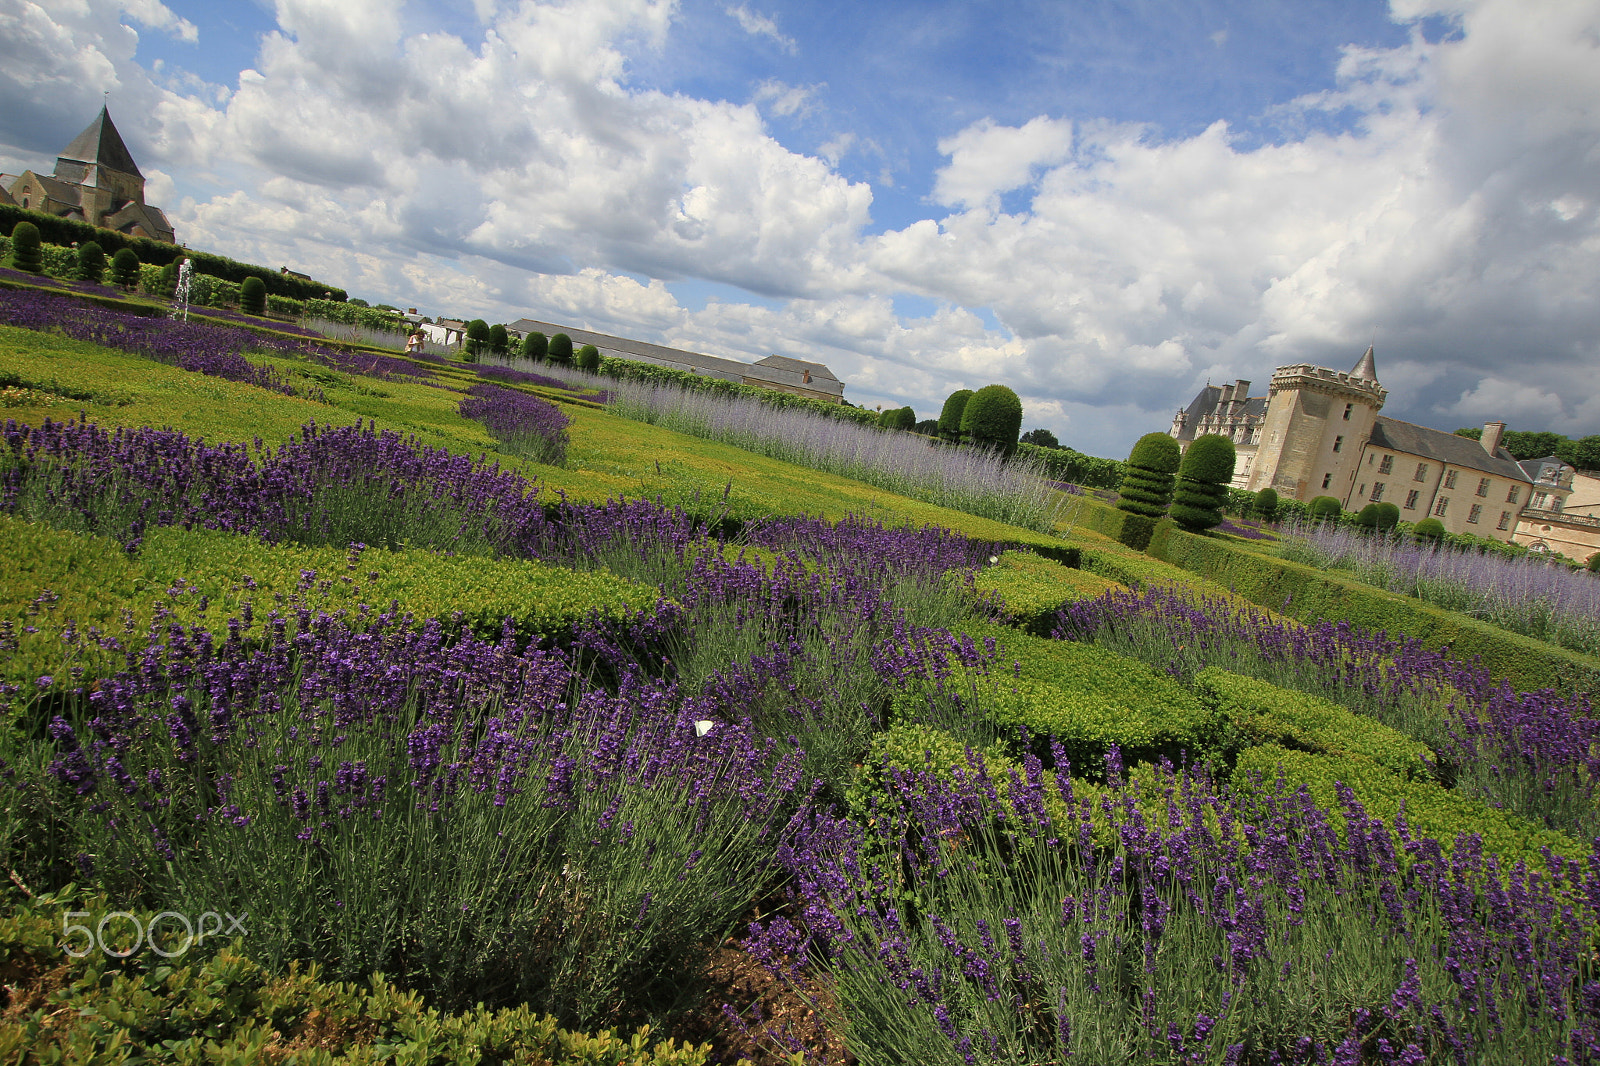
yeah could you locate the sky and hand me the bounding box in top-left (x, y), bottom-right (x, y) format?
top-left (1, 0), bottom-right (1597, 458)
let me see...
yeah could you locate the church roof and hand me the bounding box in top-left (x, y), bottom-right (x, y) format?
top-left (1369, 417), bottom-right (1529, 481)
top-left (1350, 345), bottom-right (1378, 382)
top-left (59, 106), bottom-right (143, 178)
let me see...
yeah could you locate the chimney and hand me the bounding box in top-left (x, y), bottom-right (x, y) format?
top-left (1481, 421), bottom-right (1506, 457)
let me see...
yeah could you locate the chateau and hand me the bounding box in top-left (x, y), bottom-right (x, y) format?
top-left (0, 106), bottom-right (175, 243)
top-left (1170, 348), bottom-right (1575, 543)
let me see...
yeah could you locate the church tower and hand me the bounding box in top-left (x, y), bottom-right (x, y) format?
top-left (1245, 346), bottom-right (1386, 501)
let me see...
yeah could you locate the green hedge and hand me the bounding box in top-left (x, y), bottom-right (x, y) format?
top-left (1073, 494), bottom-right (1158, 551)
top-left (1145, 523), bottom-right (1600, 694)
top-left (973, 550), bottom-right (1124, 634)
top-left (1, 518), bottom-right (663, 694)
top-left (1234, 744), bottom-right (1581, 865)
top-left (0, 204), bottom-right (345, 302)
top-left (1195, 668), bottom-right (1433, 781)
top-left (0, 896), bottom-right (722, 1065)
top-left (593, 353), bottom-right (880, 426)
top-left (1016, 442), bottom-right (1125, 490)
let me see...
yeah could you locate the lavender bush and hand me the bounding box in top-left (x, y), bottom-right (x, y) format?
top-left (460, 383), bottom-right (570, 465)
top-left (1278, 520), bottom-right (1600, 655)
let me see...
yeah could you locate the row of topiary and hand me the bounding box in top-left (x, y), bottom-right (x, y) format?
top-left (1112, 431), bottom-right (1237, 546)
top-left (933, 385), bottom-right (1025, 454)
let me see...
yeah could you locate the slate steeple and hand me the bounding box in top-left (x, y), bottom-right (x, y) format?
top-left (57, 105), bottom-right (143, 179)
top-left (1350, 345), bottom-right (1378, 382)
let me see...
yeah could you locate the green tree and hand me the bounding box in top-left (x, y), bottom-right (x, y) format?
top-left (960, 384), bottom-right (1024, 456)
top-left (110, 247), bottom-right (141, 290)
top-left (9, 222), bottom-right (43, 274)
top-left (1169, 434), bottom-right (1236, 532)
top-left (522, 331), bottom-right (547, 363)
top-left (576, 344), bottom-right (601, 371)
top-left (938, 389), bottom-right (974, 442)
top-left (1308, 496), bottom-right (1342, 523)
top-left (1254, 486), bottom-right (1278, 522)
top-left (1354, 503), bottom-right (1383, 531)
top-left (488, 324), bottom-right (510, 355)
top-left (1117, 433), bottom-right (1182, 519)
top-left (75, 241), bottom-right (104, 284)
top-left (1413, 517), bottom-right (1445, 542)
top-left (157, 260), bottom-right (182, 299)
top-left (1587, 552), bottom-right (1600, 573)
top-left (1020, 427), bottom-right (1060, 449)
top-left (1375, 502), bottom-right (1401, 531)
top-left (464, 319), bottom-right (490, 361)
top-left (548, 333), bottom-right (574, 365)
top-left (240, 276), bottom-right (267, 314)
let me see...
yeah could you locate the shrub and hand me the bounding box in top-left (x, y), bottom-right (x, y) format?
top-left (1169, 434), bottom-right (1235, 532)
top-left (157, 259), bottom-right (181, 298)
top-left (110, 246), bottom-right (141, 289)
top-left (239, 275), bottom-right (266, 313)
top-left (1117, 432), bottom-right (1181, 522)
top-left (522, 330), bottom-right (548, 362)
top-left (938, 388), bottom-right (974, 442)
top-left (1355, 502), bottom-right (1382, 530)
top-left (73, 240), bottom-right (105, 284)
top-left (960, 384), bottom-right (1024, 456)
top-left (1589, 552), bottom-right (1600, 573)
top-left (548, 332), bottom-right (574, 365)
top-left (879, 405), bottom-right (915, 431)
top-left (1413, 516), bottom-right (1445, 542)
top-left (489, 323), bottom-right (510, 354)
top-left (8, 221), bottom-right (43, 273)
top-left (1375, 502), bottom-right (1400, 530)
top-left (464, 319), bottom-right (490, 361)
top-left (1020, 427), bottom-right (1059, 448)
top-left (1255, 486), bottom-right (1279, 521)
top-left (1308, 496), bottom-right (1342, 523)
top-left (576, 343), bottom-right (601, 371)
top-left (974, 551), bottom-right (1124, 634)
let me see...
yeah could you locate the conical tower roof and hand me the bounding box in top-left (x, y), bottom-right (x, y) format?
top-left (59, 105), bottom-right (142, 178)
top-left (1350, 345), bottom-right (1378, 382)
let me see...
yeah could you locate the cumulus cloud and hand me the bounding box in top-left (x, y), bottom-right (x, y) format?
top-left (2, 0), bottom-right (1597, 459)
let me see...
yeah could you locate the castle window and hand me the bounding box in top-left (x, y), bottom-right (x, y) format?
top-left (1343, 403), bottom-right (1353, 421)
top-left (1467, 504), bottom-right (1482, 524)
top-left (1332, 436), bottom-right (1343, 453)
top-left (1444, 470), bottom-right (1457, 489)
top-left (1534, 492), bottom-right (1549, 508)
top-left (1498, 511), bottom-right (1511, 530)
top-left (1506, 486), bottom-right (1520, 504)
top-left (1378, 455), bottom-right (1393, 474)
top-left (1404, 490), bottom-right (1420, 510)
top-left (1476, 477), bottom-right (1490, 497)
top-left (1414, 463), bottom-right (1428, 482)
top-left (1434, 498), bottom-right (1449, 517)
top-left (1370, 482), bottom-right (1385, 502)
top-left (1321, 473), bottom-right (1332, 489)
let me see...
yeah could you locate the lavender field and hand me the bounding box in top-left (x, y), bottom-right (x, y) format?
top-left (3, 294), bottom-right (1600, 1064)
top-left (1278, 521), bottom-right (1600, 656)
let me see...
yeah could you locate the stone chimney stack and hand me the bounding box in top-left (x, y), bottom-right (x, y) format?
top-left (1481, 421), bottom-right (1506, 457)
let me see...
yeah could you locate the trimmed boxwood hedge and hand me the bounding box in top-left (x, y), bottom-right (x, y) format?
top-left (1145, 522), bottom-right (1600, 694)
top-left (973, 550), bottom-right (1125, 634)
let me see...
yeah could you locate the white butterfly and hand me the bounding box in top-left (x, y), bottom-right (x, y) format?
top-left (693, 720), bottom-right (716, 737)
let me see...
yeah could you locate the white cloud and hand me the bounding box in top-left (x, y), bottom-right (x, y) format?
top-left (3, 0), bottom-right (1597, 459)
top-left (723, 4), bottom-right (795, 54)
top-left (120, 0), bottom-right (197, 43)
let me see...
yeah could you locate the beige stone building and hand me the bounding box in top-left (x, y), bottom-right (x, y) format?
top-left (2, 106), bottom-right (175, 243)
top-left (1170, 347), bottom-right (1539, 541)
top-left (1514, 467), bottom-right (1600, 564)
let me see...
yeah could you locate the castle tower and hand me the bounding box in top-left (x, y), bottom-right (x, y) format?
top-left (1245, 346), bottom-right (1387, 501)
top-left (53, 106), bottom-right (146, 225)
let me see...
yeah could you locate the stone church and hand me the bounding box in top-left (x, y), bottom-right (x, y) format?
top-left (1169, 348), bottom-right (1568, 542)
top-left (1, 106), bottom-right (175, 243)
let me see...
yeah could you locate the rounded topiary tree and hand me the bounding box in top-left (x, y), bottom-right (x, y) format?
top-left (1413, 517), bottom-right (1445, 542)
top-left (1117, 433), bottom-right (1182, 519)
top-left (240, 276), bottom-right (267, 314)
top-left (158, 260), bottom-right (182, 298)
top-left (1375, 502), bottom-right (1400, 531)
top-left (1308, 496), bottom-right (1342, 523)
top-left (76, 241), bottom-right (105, 284)
top-left (960, 384), bottom-right (1024, 456)
top-left (938, 389), bottom-right (974, 442)
top-left (522, 331), bottom-right (547, 363)
top-left (488, 324), bottom-right (510, 356)
top-left (576, 344), bottom-right (601, 371)
top-left (1587, 551), bottom-right (1600, 573)
top-left (1255, 486), bottom-right (1278, 522)
top-left (1169, 434), bottom-right (1236, 532)
top-left (110, 247), bottom-right (141, 290)
top-left (548, 332), bottom-right (574, 365)
top-left (1354, 503), bottom-right (1383, 531)
top-left (464, 319), bottom-right (490, 362)
top-left (8, 222), bottom-right (43, 274)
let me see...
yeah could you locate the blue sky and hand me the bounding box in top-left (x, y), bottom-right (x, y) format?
top-left (1, 0), bottom-right (1596, 456)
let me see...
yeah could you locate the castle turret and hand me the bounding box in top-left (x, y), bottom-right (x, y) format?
top-left (1245, 350), bottom-right (1387, 501)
